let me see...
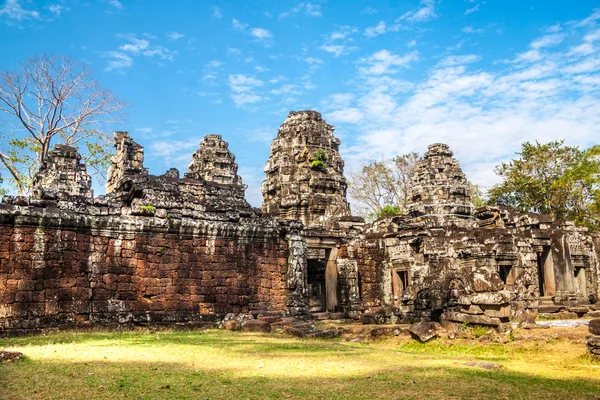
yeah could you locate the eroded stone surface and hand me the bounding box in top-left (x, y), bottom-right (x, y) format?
top-left (31, 145), bottom-right (93, 200)
top-left (261, 110), bottom-right (350, 226)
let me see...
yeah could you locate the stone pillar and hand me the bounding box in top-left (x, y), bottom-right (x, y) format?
top-left (31, 144), bottom-right (93, 200)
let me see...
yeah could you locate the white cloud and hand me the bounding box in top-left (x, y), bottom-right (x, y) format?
top-left (321, 93), bottom-right (355, 110)
top-left (106, 35), bottom-right (175, 71)
top-left (574, 8), bottom-right (600, 28)
top-left (212, 6), bottom-right (222, 18)
top-left (365, 21), bottom-right (387, 38)
top-left (320, 44), bottom-right (347, 57)
top-left (228, 74), bottom-right (264, 106)
top-left (250, 27), bottom-right (271, 40)
top-left (167, 32), bottom-right (185, 40)
top-left (0, 0), bottom-right (40, 21)
top-left (327, 26), bottom-right (358, 41)
top-left (327, 108), bottom-right (364, 124)
top-left (584, 29), bottom-right (600, 42)
top-left (279, 3), bottom-right (322, 18)
top-left (464, 4), bottom-right (479, 15)
top-left (324, 11), bottom-right (600, 205)
top-left (105, 51), bottom-right (133, 71)
top-left (407, 40), bottom-right (417, 48)
top-left (232, 19), bottom-right (272, 45)
top-left (48, 4), bottom-right (64, 16)
top-left (530, 33), bottom-right (566, 49)
top-left (462, 26), bottom-right (484, 34)
top-left (438, 54), bottom-right (480, 67)
top-left (119, 37), bottom-right (150, 53)
top-left (106, 0), bottom-right (124, 10)
top-left (399, 0), bottom-right (437, 23)
top-left (359, 50), bottom-right (419, 75)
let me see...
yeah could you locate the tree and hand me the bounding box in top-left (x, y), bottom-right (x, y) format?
top-left (488, 140), bottom-right (600, 229)
top-left (0, 53), bottom-right (126, 194)
top-left (469, 181), bottom-right (487, 208)
top-left (348, 152), bottom-right (419, 219)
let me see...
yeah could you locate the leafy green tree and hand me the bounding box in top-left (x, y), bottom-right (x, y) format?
top-left (0, 53), bottom-right (126, 194)
top-left (469, 181), bottom-right (487, 208)
top-left (488, 140), bottom-right (600, 229)
top-left (348, 152), bottom-right (419, 219)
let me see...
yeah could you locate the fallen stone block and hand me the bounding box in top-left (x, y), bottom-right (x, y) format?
top-left (0, 351), bottom-right (23, 363)
top-left (408, 321), bottom-right (438, 343)
top-left (444, 312), bottom-right (502, 327)
top-left (306, 330), bottom-right (339, 339)
top-left (482, 304), bottom-right (511, 319)
top-left (470, 291), bottom-right (511, 305)
top-left (283, 326), bottom-right (306, 338)
top-left (223, 320), bottom-right (241, 331)
top-left (369, 327), bottom-right (404, 339)
top-left (521, 323), bottom-right (550, 330)
top-left (360, 313), bottom-right (385, 325)
top-left (587, 311), bottom-right (600, 318)
top-left (242, 320), bottom-right (271, 333)
top-left (259, 316), bottom-right (282, 324)
top-left (589, 319), bottom-right (600, 335)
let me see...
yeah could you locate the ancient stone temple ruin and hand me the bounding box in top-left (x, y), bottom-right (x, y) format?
top-left (1, 110), bottom-right (599, 335)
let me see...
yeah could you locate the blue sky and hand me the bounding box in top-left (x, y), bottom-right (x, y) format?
top-left (1, 0), bottom-right (599, 209)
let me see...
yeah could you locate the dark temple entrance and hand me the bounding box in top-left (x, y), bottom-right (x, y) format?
top-left (307, 247), bottom-right (339, 312)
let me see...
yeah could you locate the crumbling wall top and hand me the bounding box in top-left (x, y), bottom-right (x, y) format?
top-left (31, 144), bottom-right (93, 200)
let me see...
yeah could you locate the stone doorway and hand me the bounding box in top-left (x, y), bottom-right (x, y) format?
top-left (392, 269), bottom-right (410, 307)
top-left (574, 266), bottom-right (588, 297)
top-left (306, 247), bottom-right (339, 312)
top-left (537, 247), bottom-right (556, 297)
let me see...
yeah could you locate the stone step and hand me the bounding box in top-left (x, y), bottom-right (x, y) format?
top-left (538, 305), bottom-right (564, 313)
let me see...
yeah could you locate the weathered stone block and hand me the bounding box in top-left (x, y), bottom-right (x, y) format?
top-left (242, 320), bottom-right (271, 333)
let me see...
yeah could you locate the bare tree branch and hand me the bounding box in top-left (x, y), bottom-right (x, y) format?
top-left (0, 53), bottom-right (127, 194)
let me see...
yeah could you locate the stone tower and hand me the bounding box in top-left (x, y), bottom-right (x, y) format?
top-left (261, 110), bottom-right (350, 226)
top-left (407, 143), bottom-right (476, 228)
top-left (106, 131), bottom-right (148, 194)
top-left (31, 144), bottom-right (93, 200)
top-left (184, 134), bottom-right (244, 185)
top-left (183, 134), bottom-right (250, 211)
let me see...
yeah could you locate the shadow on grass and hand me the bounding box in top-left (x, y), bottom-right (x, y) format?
top-left (1, 356), bottom-right (599, 400)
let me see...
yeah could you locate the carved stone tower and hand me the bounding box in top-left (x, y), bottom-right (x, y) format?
top-left (31, 144), bottom-right (93, 199)
top-left (184, 134), bottom-right (250, 212)
top-left (185, 134), bottom-right (244, 186)
top-left (261, 110), bottom-right (350, 226)
top-left (407, 143), bottom-right (476, 228)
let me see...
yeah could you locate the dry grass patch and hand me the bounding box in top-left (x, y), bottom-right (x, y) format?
top-left (0, 328), bottom-right (599, 399)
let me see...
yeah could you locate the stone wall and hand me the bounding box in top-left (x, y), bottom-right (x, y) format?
top-left (0, 133), bottom-right (296, 336)
top-left (0, 197), bottom-right (291, 336)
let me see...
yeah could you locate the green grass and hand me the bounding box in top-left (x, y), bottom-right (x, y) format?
top-left (1, 329), bottom-right (599, 400)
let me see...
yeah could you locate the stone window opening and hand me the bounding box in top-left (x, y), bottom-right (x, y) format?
top-left (498, 262), bottom-right (515, 286)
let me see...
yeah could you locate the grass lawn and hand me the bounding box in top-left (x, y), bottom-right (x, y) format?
top-left (1, 327), bottom-right (599, 399)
